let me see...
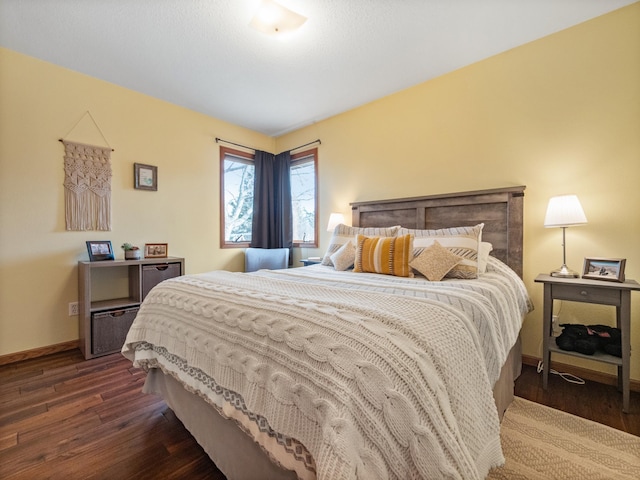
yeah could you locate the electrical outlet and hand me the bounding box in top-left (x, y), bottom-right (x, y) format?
top-left (552, 314), bottom-right (560, 335)
top-left (68, 302), bottom-right (79, 316)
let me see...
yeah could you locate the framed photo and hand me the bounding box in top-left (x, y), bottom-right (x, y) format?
top-left (145, 243), bottom-right (168, 258)
top-left (134, 163), bottom-right (157, 191)
top-left (86, 241), bottom-right (115, 261)
top-left (582, 257), bottom-right (626, 282)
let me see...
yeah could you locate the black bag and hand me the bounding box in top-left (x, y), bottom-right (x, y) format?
top-left (588, 324), bottom-right (622, 357)
top-left (556, 324), bottom-right (622, 357)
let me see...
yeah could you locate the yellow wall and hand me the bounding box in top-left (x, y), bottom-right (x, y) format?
top-left (0, 47), bottom-right (273, 355)
top-left (278, 4), bottom-right (640, 380)
top-left (1, 3), bottom-right (639, 384)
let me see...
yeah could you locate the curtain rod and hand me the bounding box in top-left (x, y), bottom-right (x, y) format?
top-left (215, 137), bottom-right (321, 153)
top-left (289, 139), bottom-right (321, 152)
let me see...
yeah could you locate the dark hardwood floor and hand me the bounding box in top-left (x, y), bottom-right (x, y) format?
top-left (1, 350), bottom-right (638, 479)
top-left (0, 350), bottom-right (224, 479)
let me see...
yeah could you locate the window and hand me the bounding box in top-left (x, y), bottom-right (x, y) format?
top-left (220, 146), bottom-right (318, 248)
top-left (221, 147), bottom-right (254, 247)
top-left (291, 149), bottom-right (318, 247)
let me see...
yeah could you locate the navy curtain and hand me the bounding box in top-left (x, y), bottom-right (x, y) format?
top-left (250, 150), bottom-right (292, 250)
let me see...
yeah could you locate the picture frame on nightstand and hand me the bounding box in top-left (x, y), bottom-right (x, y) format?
top-left (86, 241), bottom-right (115, 261)
top-left (582, 257), bottom-right (626, 282)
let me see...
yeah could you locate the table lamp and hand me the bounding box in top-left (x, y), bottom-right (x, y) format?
top-left (544, 194), bottom-right (587, 277)
top-left (326, 213), bottom-right (345, 232)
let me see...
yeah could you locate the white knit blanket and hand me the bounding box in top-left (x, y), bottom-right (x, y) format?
top-left (122, 257), bottom-right (532, 480)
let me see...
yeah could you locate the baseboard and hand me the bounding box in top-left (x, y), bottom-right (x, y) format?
top-left (522, 354), bottom-right (640, 393)
top-left (0, 340), bottom-right (79, 366)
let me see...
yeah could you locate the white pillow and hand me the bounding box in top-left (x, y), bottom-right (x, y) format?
top-left (330, 240), bottom-right (356, 271)
top-left (397, 224), bottom-right (484, 279)
top-left (322, 224), bottom-right (399, 266)
top-left (478, 242), bottom-right (493, 274)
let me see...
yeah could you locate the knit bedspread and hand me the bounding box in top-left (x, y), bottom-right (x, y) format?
top-left (122, 257), bottom-right (532, 480)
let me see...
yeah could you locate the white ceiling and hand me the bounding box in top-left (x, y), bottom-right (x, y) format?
top-left (0, 0), bottom-right (635, 136)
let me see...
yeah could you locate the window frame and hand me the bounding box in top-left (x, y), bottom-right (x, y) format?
top-left (219, 146), bottom-right (318, 249)
top-left (220, 146), bottom-right (255, 249)
top-left (291, 148), bottom-right (319, 248)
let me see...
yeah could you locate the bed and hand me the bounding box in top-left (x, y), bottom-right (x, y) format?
top-left (122, 185), bottom-right (531, 480)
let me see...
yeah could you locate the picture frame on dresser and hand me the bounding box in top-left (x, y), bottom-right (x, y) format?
top-left (86, 241), bottom-right (115, 261)
top-left (145, 243), bottom-right (168, 258)
top-left (582, 257), bottom-right (626, 282)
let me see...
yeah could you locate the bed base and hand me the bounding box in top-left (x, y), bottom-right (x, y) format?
top-left (144, 339), bottom-right (521, 480)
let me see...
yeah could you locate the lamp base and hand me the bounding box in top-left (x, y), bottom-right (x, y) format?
top-left (550, 264), bottom-right (580, 278)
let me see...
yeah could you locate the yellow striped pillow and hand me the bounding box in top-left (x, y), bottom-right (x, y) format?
top-left (353, 234), bottom-right (414, 277)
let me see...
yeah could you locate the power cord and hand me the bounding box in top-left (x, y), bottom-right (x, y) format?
top-left (537, 360), bottom-right (585, 385)
top-left (536, 302), bottom-right (585, 385)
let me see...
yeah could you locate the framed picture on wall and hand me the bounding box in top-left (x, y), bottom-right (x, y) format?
top-left (134, 163), bottom-right (158, 191)
top-left (86, 241), bottom-right (115, 261)
top-left (582, 257), bottom-right (626, 282)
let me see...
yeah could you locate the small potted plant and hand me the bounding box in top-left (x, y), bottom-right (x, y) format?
top-left (121, 243), bottom-right (142, 260)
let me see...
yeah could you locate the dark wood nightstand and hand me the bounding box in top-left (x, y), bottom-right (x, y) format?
top-left (299, 258), bottom-right (321, 266)
top-left (535, 274), bottom-right (640, 413)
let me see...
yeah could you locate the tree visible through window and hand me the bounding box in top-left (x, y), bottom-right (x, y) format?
top-left (220, 146), bottom-right (318, 248)
top-left (221, 147), bottom-right (254, 246)
top-left (291, 150), bottom-right (317, 246)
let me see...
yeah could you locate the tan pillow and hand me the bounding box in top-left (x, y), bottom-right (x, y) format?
top-left (353, 234), bottom-right (413, 277)
top-left (397, 224), bottom-right (484, 279)
top-left (409, 240), bottom-right (462, 281)
top-left (330, 240), bottom-right (356, 271)
top-left (322, 224), bottom-right (399, 266)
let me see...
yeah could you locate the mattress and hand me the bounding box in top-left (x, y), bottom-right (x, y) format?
top-left (123, 256), bottom-right (532, 480)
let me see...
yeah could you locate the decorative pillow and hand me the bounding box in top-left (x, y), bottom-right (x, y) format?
top-left (353, 233), bottom-right (413, 277)
top-left (321, 224), bottom-right (399, 266)
top-left (409, 240), bottom-right (462, 281)
top-left (397, 224), bottom-right (484, 279)
top-left (330, 240), bottom-right (356, 271)
top-left (478, 242), bottom-right (493, 274)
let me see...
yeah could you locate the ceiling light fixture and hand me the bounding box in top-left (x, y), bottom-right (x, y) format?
top-left (249, 0), bottom-right (307, 35)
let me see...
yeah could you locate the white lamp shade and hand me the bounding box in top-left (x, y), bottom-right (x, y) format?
top-left (544, 195), bottom-right (587, 228)
top-left (327, 213), bottom-right (346, 232)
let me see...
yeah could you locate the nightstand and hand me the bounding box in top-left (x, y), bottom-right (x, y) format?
top-left (299, 258), bottom-right (321, 266)
top-left (535, 274), bottom-right (640, 413)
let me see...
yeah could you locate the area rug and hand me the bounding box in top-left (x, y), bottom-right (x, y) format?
top-left (488, 397), bottom-right (640, 479)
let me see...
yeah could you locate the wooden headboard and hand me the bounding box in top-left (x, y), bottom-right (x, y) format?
top-left (350, 186), bottom-right (526, 278)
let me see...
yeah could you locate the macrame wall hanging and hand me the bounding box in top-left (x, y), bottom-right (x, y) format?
top-left (60, 112), bottom-right (113, 231)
